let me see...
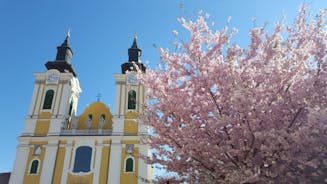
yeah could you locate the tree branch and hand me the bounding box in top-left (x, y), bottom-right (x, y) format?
top-left (208, 88), bottom-right (223, 116)
top-left (288, 107), bottom-right (303, 129)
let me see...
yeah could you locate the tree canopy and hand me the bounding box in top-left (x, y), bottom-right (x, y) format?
top-left (138, 5), bottom-right (327, 183)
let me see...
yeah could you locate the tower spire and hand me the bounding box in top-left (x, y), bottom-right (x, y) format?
top-left (61, 29), bottom-right (71, 47)
top-left (131, 34), bottom-right (138, 49)
top-left (121, 36), bottom-right (146, 74)
top-left (45, 31), bottom-right (77, 76)
top-left (128, 34), bottom-right (141, 63)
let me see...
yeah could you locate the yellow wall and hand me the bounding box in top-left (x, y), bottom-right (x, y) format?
top-left (99, 144), bottom-right (110, 184)
top-left (77, 102), bottom-right (113, 130)
top-left (34, 121), bottom-right (50, 136)
top-left (124, 120), bottom-right (138, 135)
top-left (67, 173), bottom-right (94, 184)
top-left (120, 147), bottom-right (139, 184)
top-left (23, 142), bottom-right (47, 184)
top-left (52, 146), bottom-right (65, 184)
top-left (38, 112), bottom-right (52, 119)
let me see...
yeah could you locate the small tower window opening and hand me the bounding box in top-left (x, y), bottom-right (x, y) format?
top-left (68, 99), bottom-right (74, 115)
top-left (43, 90), bottom-right (54, 109)
top-left (73, 146), bottom-right (92, 173)
top-left (29, 159), bottom-right (39, 174)
top-left (125, 157), bottom-right (134, 172)
top-left (127, 90), bottom-right (136, 110)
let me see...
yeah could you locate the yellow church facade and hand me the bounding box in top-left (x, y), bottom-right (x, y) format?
top-left (9, 34), bottom-right (152, 184)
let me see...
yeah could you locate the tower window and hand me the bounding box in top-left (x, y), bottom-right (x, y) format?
top-left (68, 99), bottom-right (73, 115)
top-left (127, 90), bottom-right (136, 110)
top-left (125, 157), bottom-right (134, 172)
top-left (43, 90), bottom-right (54, 109)
top-left (29, 159), bottom-right (39, 174)
top-left (73, 146), bottom-right (92, 173)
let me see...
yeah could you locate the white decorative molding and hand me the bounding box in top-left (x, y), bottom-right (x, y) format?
top-left (33, 145), bottom-right (42, 155)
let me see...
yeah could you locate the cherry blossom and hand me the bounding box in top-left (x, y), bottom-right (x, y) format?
top-left (138, 5), bottom-right (327, 183)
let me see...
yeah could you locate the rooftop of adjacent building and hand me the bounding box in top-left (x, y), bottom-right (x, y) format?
top-left (0, 172), bottom-right (10, 184)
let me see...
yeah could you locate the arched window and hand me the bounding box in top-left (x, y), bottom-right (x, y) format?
top-left (29, 159), bottom-right (39, 174)
top-left (127, 90), bottom-right (136, 110)
top-left (125, 157), bottom-right (134, 172)
top-left (43, 90), bottom-right (54, 109)
top-left (73, 146), bottom-right (92, 173)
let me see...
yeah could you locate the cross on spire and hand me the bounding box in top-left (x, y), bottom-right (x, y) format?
top-left (67, 28), bottom-right (71, 38)
top-left (96, 93), bottom-right (102, 102)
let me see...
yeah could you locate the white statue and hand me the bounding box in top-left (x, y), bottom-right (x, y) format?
top-left (98, 115), bottom-right (105, 129)
top-left (61, 121), bottom-right (68, 129)
top-left (86, 116), bottom-right (92, 129)
top-left (71, 111), bottom-right (78, 130)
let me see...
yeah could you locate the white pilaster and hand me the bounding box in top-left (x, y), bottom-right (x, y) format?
top-left (9, 142), bottom-right (29, 184)
top-left (112, 117), bottom-right (124, 135)
top-left (138, 120), bottom-right (149, 136)
top-left (39, 140), bottom-right (59, 184)
top-left (121, 83), bottom-right (126, 115)
top-left (48, 118), bottom-right (64, 135)
top-left (53, 83), bottom-right (63, 115)
top-left (60, 140), bottom-right (72, 184)
top-left (92, 141), bottom-right (103, 184)
top-left (28, 83), bottom-right (40, 116)
top-left (58, 82), bottom-right (70, 116)
top-left (108, 138), bottom-right (122, 184)
top-left (22, 118), bottom-right (37, 136)
top-left (138, 144), bottom-right (149, 184)
top-left (114, 82), bottom-right (121, 116)
top-left (34, 83), bottom-right (44, 114)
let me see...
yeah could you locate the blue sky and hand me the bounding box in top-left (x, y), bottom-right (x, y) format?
top-left (0, 0), bottom-right (325, 172)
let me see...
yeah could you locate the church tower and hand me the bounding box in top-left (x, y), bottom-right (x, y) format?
top-left (109, 36), bottom-right (150, 183)
top-left (9, 33), bottom-right (82, 184)
top-left (9, 35), bottom-right (152, 184)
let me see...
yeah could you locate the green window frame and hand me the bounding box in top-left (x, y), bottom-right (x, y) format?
top-left (125, 158), bottom-right (134, 172)
top-left (43, 90), bottom-right (54, 109)
top-left (30, 160), bottom-right (39, 174)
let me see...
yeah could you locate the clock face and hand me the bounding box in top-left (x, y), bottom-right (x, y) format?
top-left (127, 75), bottom-right (138, 85)
top-left (47, 73), bottom-right (59, 83)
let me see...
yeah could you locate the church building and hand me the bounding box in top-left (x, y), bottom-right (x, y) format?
top-left (9, 34), bottom-right (152, 184)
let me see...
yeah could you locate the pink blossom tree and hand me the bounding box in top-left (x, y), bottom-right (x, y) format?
top-left (138, 5), bottom-right (327, 183)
